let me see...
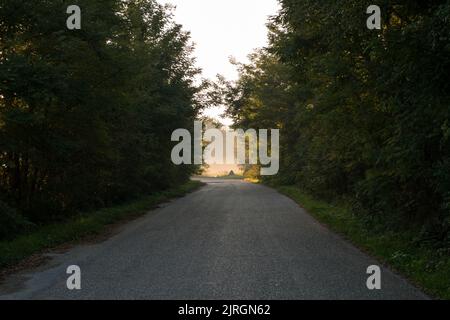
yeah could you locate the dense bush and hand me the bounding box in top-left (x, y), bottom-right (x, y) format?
top-left (0, 0), bottom-right (201, 235)
top-left (0, 200), bottom-right (33, 239)
top-left (225, 0), bottom-right (450, 236)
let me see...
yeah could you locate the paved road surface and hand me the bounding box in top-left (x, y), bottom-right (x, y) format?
top-left (0, 178), bottom-right (427, 299)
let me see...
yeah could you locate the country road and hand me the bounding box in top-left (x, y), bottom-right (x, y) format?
top-left (0, 178), bottom-right (427, 300)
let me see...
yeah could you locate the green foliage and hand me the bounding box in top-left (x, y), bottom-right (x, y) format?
top-left (224, 1), bottom-right (450, 237)
top-left (0, 200), bottom-right (34, 239)
top-left (0, 0), bottom-right (202, 236)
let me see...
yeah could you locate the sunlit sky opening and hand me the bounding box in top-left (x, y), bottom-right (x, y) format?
top-left (158, 0), bottom-right (280, 126)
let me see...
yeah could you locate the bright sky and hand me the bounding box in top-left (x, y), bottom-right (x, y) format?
top-left (158, 0), bottom-right (280, 125)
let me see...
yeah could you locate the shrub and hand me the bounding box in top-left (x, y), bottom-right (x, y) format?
top-left (0, 200), bottom-right (34, 240)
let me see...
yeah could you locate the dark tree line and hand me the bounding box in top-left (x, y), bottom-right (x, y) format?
top-left (225, 1), bottom-right (450, 240)
top-left (0, 0), bottom-right (201, 238)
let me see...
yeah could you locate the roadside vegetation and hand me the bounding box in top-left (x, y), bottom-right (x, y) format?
top-left (0, 1), bottom-right (204, 241)
top-left (0, 180), bottom-right (203, 270)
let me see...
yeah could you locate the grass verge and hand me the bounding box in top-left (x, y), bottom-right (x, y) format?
top-left (275, 185), bottom-right (450, 300)
top-left (0, 180), bottom-right (204, 271)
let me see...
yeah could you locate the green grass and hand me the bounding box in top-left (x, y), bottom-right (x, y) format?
top-left (275, 185), bottom-right (450, 300)
top-left (0, 180), bottom-right (204, 270)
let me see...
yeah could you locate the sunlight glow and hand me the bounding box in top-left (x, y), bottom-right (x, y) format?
top-left (158, 0), bottom-right (280, 125)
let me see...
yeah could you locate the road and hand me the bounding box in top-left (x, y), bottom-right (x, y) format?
top-left (0, 178), bottom-right (427, 300)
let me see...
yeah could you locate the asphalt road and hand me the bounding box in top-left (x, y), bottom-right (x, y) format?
top-left (0, 178), bottom-right (428, 300)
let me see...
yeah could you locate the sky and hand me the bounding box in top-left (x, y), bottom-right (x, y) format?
top-left (158, 0), bottom-right (280, 125)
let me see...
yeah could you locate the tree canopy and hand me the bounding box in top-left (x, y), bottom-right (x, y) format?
top-left (0, 0), bottom-right (201, 238)
top-left (224, 0), bottom-right (450, 238)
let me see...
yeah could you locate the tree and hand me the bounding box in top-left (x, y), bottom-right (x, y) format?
top-left (224, 0), bottom-right (450, 237)
top-left (0, 0), bottom-right (201, 237)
